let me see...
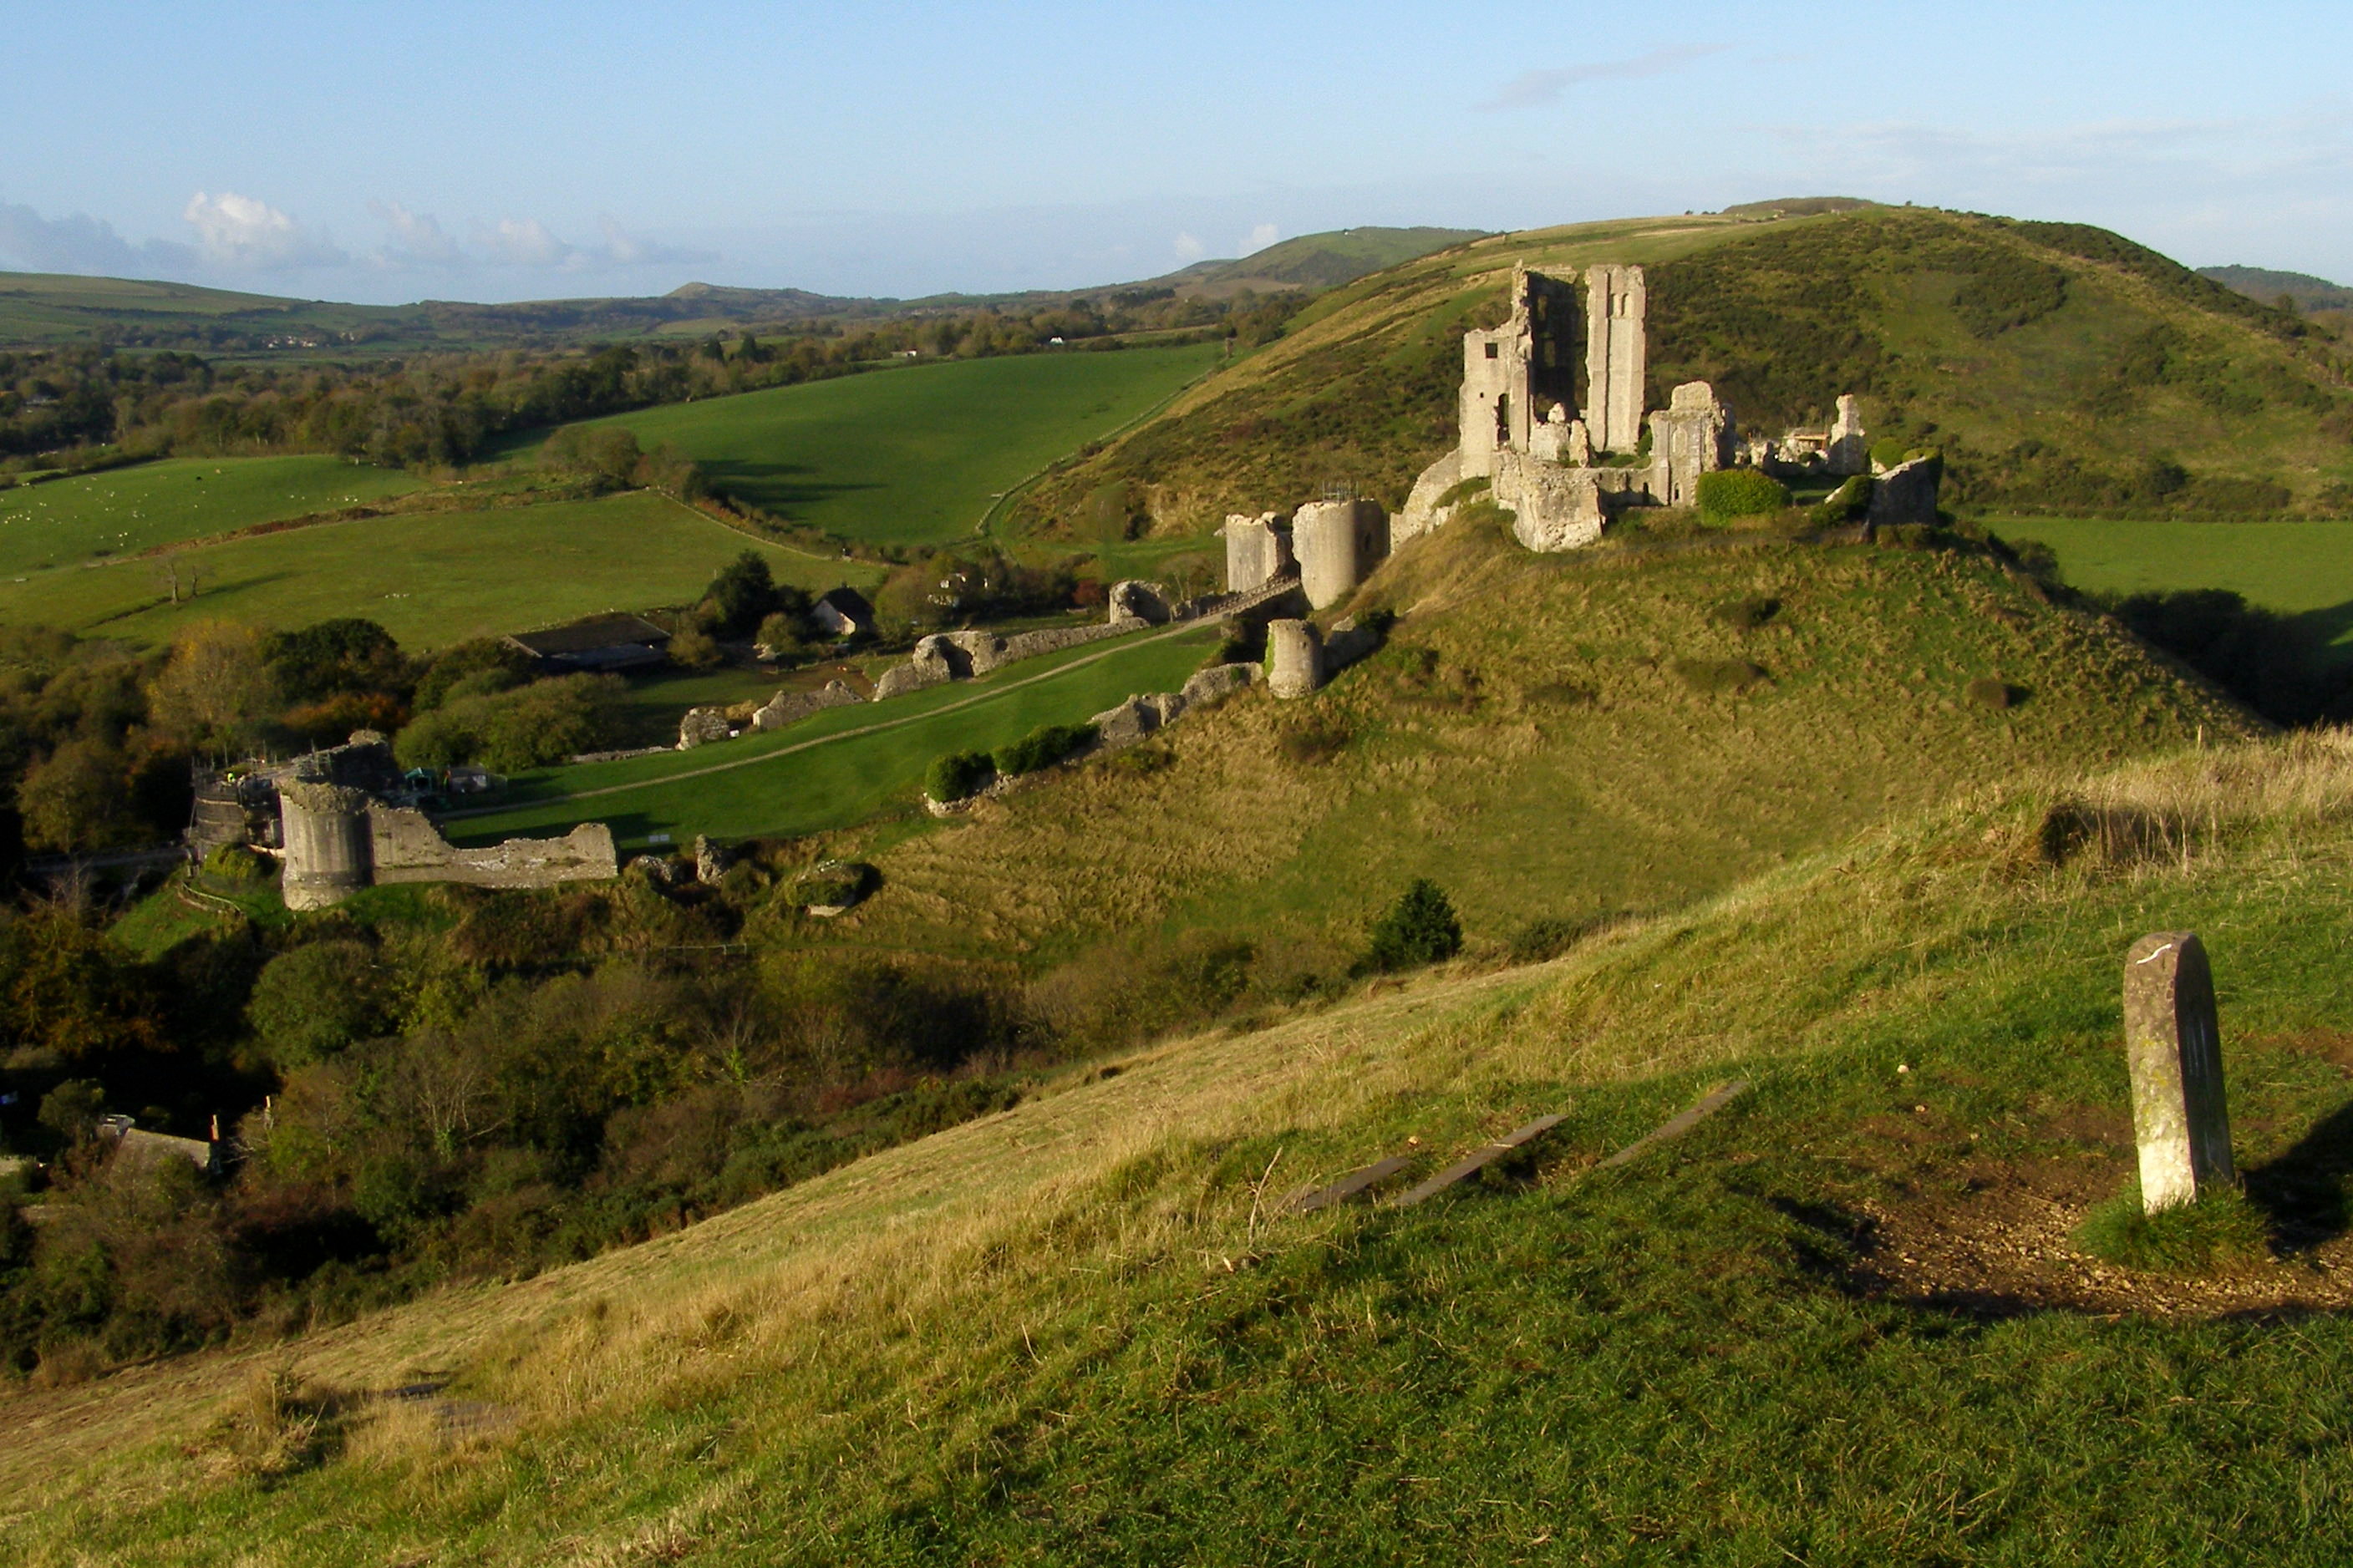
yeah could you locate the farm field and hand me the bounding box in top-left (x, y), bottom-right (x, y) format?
top-left (0, 490), bottom-right (879, 651)
top-left (450, 621), bottom-right (1223, 848)
top-left (0, 454), bottom-right (424, 577)
top-left (1994, 515), bottom-right (2353, 651)
top-left (551, 343), bottom-right (1222, 546)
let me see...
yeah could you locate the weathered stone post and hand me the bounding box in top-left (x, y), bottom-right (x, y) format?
top-left (2123, 931), bottom-right (2236, 1212)
top-left (1266, 620), bottom-right (1324, 699)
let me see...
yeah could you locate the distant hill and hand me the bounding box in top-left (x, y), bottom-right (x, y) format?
top-left (1718, 195), bottom-right (1880, 218)
top-left (2199, 264), bottom-right (2353, 313)
top-left (1000, 205), bottom-right (2350, 535)
top-left (0, 226), bottom-right (1482, 353)
top-left (1161, 226), bottom-right (1490, 295)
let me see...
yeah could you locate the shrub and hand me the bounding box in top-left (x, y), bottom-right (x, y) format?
top-left (1964, 677), bottom-right (2016, 710)
top-left (994, 723), bottom-right (1097, 777)
top-left (246, 941), bottom-right (389, 1067)
top-left (393, 674), bottom-right (623, 772)
top-left (1695, 469), bottom-right (1791, 525)
top-left (1810, 475), bottom-right (1872, 526)
top-left (201, 844), bottom-right (272, 887)
top-left (1367, 879), bottom-right (1463, 972)
top-left (1868, 436), bottom-right (1912, 469)
top-left (1711, 596), bottom-right (1781, 630)
top-left (925, 750), bottom-right (994, 803)
top-left (1434, 474), bottom-right (1492, 509)
top-left (1507, 915), bottom-right (1614, 964)
top-left (667, 627), bottom-right (724, 671)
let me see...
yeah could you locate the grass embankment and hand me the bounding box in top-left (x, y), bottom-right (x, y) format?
top-left (544, 343), bottom-right (1222, 547)
top-left (1998, 515), bottom-right (2353, 652)
top-left (0, 454), bottom-right (424, 577)
top-left (448, 621), bottom-right (1224, 848)
top-left (810, 522), bottom-right (2254, 972)
top-left (0, 490), bottom-right (878, 651)
top-left (15, 734), bottom-right (2353, 1560)
top-left (1004, 206), bottom-right (2352, 542)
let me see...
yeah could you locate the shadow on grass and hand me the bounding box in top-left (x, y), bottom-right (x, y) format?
top-left (701, 459), bottom-right (881, 516)
top-left (2244, 1099), bottom-right (2353, 1251)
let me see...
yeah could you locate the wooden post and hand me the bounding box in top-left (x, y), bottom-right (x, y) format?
top-left (2123, 931), bottom-right (2235, 1212)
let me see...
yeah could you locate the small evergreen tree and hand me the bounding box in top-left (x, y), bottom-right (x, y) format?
top-left (1367, 879), bottom-right (1462, 972)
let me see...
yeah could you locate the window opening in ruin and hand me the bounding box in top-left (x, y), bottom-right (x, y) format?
top-left (1495, 394), bottom-right (1511, 447)
top-left (1484, 342), bottom-right (1499, 359)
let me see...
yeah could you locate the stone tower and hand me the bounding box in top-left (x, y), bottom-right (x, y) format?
top-left (1291, 499), bottom-right (1390, 611)
top-left (1458, 265), bottom-right (1578, 480)
top-left (1583, 265), bottom-right (1648, 455)
top-left (278, 781), bottom-right (373, 910)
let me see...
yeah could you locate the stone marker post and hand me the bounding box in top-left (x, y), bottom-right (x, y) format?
top-left (2123, 931), bottom-right (2236, 1212)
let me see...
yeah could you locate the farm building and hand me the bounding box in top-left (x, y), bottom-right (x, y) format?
top-left (506, 612), bottom-right (673, 672)
top-left (812, 587), bottom-right (876, 640)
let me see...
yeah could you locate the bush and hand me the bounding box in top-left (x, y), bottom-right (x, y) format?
top-left (393, 674), bottom-right (623, 772)
top-left (246, 941), bottom-right (389, 1067)
top-left (1435, 474), bottom-right (1492, 509)
top-left (994, 723), bottom-right (1097, 777)
top-left (1868, 436), bottom-right (1912, 470)
top-left (925, 751), bottom-right (994, 803)
top-left (1810, 475), bottom-right (1872, 526)
top-left (1964, 677), bottom-right (2016, 710)
top-left (201, 844), bottom-right (271, 887)
top-left (667, 627), bottom-right (724, 671)
top-left (1367, 879), bottom-right (1463, 972)
top-left (1711, 596), bottom-right (1781, 630)
top-left (1695, 469), bottom-right (1791, 525)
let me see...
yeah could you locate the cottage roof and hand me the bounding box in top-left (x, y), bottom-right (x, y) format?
top-left (506, 613), bottom-right (673, 658)
top-left (816, 587), bottom-right (875, 622)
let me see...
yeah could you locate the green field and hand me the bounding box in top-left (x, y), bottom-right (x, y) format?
top-left (1996, 515), bottom-right (2353, 647)
top-left (0, 454), bottom-right (424, 577)
top-left (450, 622), bottom-right (1222, 847)
top-left (554, 344), bottom-right (1222, 545)
top-left (0, 490), bottom-right (879, 651)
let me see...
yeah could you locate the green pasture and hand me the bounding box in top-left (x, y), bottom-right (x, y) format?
top-left (0, 454), bottom-right (424, 578)
top-left (0, 490), bottom-right (879, 651)
top-left (449, 622), bottom-right (1222, 847)
top-left (546, 343), bottom-right (1220, 546)
top-left (1996, 515), bottom-right (2353, 650)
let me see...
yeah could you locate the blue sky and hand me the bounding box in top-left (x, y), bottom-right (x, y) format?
top-left (3, 0), bottom-right (2347, 303)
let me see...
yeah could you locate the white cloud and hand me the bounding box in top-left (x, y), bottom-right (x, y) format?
top-left (1483, 45), bottom-right (1727, 111)
top-left (0, 200), bottom-right (195, 275)
top-left (181, 190), bottom-right (346, 268)
top-left (368, 200), bottom-right (464, 267)
top-left (1243, 222), bottom-right (1279, 254)
top-left (592, 216), bottom-right (717, 267)
top-left (1172, 231), bottom-right (1205, 261)
top-left (476, 216), bottom-right (574, 267)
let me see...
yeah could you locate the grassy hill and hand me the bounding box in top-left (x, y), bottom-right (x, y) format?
top-left (1163, 226), bottom-right (1489, 295)
top-left (0, 488), bottom-right (876, 651)
top-left (548, 343), bottom-right (1221, 546)
top-left (2200, 264), bottom-right (2353, 313)
top-left (1001, 206), bottom-right (2353, 542)
top-left (1994, 515), bottom-right (2353, 656)
top-left (13, 725), bottom-right (2353, 1560)
top-left (785, 521), bottom-right (2253, 980)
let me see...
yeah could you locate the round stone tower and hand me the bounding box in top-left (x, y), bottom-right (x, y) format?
top-left (1266, 619), bottom-right (1324, 700)
top-left (277, 781), bottom-right (373, 910)
top-left (1292, 499), bottom-right (1390, 611)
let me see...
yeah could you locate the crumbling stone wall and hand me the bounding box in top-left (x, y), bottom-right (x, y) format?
top-left (750, 679), bottom-right (865, 732)
top-left (368, 806), bottom-right (617, 891)
top-left (1646, 381), bottom-right (1736, 507)
top-left (1869, 456), bottom-right (1942, 528)
top-left (1220, 511), bottom-right (1297, 591)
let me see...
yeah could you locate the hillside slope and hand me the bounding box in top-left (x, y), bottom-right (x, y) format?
top-left (1004, 206), bottom-right (2353, 539)
top-left (13, 730), bottom-right (2353, 1560)
top-left (798, 521), bottom-right (2254, 977)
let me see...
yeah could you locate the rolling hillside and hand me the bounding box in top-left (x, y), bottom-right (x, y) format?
top-left (12, 727), bottom-right (2353, 1560)
top-left (746, 520), bottom-right (2250, 980)
top-left (1002, 206), bottom-right (2353, 540)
